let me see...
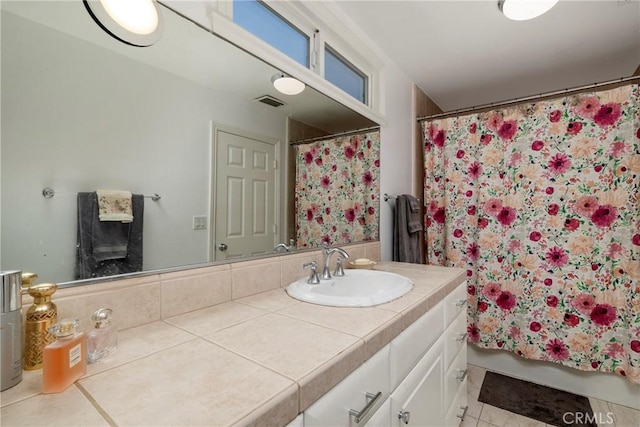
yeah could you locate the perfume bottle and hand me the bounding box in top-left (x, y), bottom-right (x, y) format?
top-left (87, 308), bottom-right (117, 363)
top-left (42, 319), bottom-right (87, 394)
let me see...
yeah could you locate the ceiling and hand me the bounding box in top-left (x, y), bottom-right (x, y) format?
top-left (332, 0), bottom-right (640, 111)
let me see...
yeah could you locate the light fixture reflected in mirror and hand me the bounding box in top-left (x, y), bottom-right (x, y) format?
top-left (84, 0), bottom-right (163, 47)
top-left (498, 0), bottom-right (559, 21)
top-left (271, 73), bottom-right (306, 96)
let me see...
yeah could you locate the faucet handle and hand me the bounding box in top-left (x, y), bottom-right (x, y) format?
top-left (303, 261), bottom-right (320, 284)
top-left (334, 256), bottom-right (346, 277)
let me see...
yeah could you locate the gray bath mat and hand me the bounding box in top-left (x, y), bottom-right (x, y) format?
top-left (478, 371), bottom-right (596, 427)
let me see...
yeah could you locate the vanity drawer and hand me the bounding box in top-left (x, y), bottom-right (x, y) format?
top-left (444, 283), bottom-right (467, 327)
top-left (443, 345), bottom-right (467, 414)
top-left (389, 299), bottom-right (444, 388)
top-left (443, 310), bottom-right (467, 370)
top-left (444, 377), bottom-right (469, 427)
top-left (304, 344), bottom-right (390, 427)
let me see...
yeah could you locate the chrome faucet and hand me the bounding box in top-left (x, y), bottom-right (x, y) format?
top-left (321, 243), bottom-right (350, 280)
top-left (274, 239), bottom-right (296, 253)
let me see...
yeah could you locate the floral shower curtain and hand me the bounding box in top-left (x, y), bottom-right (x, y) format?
top-left (295, 131), bottom-right (380, 248)
top-left (423, 84), bottom-right (640, 383)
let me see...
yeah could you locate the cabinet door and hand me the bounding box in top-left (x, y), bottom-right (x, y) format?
top-left (390, 341), bottom-right (444, 427)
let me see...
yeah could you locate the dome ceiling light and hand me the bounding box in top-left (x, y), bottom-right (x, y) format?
top-left (271, 73), bottom-right (306, 96)
top-left (498, 0), bottom-right (559, 21)
top-left (84, 0), bottom-right (163, 47)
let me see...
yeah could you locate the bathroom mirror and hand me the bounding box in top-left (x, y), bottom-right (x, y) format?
top-left (0, 1), bottom-right (378, 285)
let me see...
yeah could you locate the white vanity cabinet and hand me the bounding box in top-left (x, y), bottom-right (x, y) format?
top-left (301, 283), bottom-right (468, 427)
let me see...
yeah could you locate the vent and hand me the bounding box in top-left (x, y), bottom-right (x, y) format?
top-left (255, 95), bottom-right (286, 108)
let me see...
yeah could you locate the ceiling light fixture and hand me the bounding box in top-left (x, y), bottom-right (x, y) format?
top-left (84, 0), bottom-right (163, 47)
top-left (498, 0), bottom-right (559, 21)
top-left (271, 73), bottom-right (306, 96)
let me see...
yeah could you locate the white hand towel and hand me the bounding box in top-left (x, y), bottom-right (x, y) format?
top-left (96, 190), bottom-right (133, 222)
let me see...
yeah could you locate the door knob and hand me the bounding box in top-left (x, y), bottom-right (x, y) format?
top-left (398, 410), bottom-right (411, 425)
top-left (218, 243), bottom-right (228, 251)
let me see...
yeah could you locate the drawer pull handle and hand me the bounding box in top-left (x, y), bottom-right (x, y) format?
top-left (456, 332), bottom-right (468, 343)
top-left (398, 410), bottom-right (411, 425)
top-left (349, 391), bottom-right (382, 424)
top-left (456, 405), bottom-right (469, 420)
top-left (456, 368), bottom-right (468, 382)
top-left (455, 299), bottom-right (467, 308)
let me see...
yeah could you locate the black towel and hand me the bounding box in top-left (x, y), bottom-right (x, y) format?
top-left (75, 192), bottom-right (144, 280)
top-left (392, 194), bottom-right (422, 263)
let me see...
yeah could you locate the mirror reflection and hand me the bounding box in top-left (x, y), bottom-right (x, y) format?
top-left (0, 1), bottom-right (378, 285)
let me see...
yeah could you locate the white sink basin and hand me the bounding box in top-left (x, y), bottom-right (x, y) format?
top-left (285, 270), bottom-right (413, 307)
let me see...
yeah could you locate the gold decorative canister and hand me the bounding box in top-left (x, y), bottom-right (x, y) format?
top-left (23, 277), bottom-right (57, 370)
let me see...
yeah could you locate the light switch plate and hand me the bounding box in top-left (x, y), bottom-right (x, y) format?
top-left (192, 215), bottom-right (208, 230)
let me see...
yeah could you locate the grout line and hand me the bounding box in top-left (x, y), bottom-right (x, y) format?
top-left (75, 382), bottom-right (118, 427)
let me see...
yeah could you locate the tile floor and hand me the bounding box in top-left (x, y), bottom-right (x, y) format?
top-left (464, 364), bottom-right (640, 427)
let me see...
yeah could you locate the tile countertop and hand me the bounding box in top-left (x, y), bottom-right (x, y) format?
top-left (1, 262), bottom-right (465, 427)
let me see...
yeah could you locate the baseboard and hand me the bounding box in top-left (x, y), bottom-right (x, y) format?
top-left (468, 345), bottom-right (639, 410)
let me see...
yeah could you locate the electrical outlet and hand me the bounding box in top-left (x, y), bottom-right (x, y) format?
top-left (192, 216), bottom-right (208, 230)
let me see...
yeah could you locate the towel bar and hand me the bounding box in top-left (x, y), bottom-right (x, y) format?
top-left (42, 188), bottom-right (161, 201)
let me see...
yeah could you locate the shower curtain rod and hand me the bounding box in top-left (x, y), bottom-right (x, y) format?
top-left (417, 75), bottom-right (640, 122)
top-left (290, 125), bottom-right (380, 145)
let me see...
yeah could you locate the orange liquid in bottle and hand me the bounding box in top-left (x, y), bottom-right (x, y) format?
top-left (43, 329), bottom-right (87, 394)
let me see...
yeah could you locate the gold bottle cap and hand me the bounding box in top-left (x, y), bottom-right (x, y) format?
top-left (27, 283), bottom-right (57, 298)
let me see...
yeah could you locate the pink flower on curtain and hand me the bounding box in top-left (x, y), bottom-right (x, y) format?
top-left (433, 207), bottom-right (446, 224)
top-left (631, 341), bottom-right (640, 353)
top-left (575, 96), bottom-right (600, 118)
top-left (344, 146), bottom-right (355, 160)
top-left (593, 103), bottom-right (622, 127)
top-left (545, 246), bottom-right (569, 267)
top-left (567, 122), bottom-right (583, 135)
top-left (547, 204), bottom-right (559, 215)
top-left (468, 161), bottom-right (482, 178)
top-left (497, 207), bottom-right (517, 226)
top-left (633, 234), bottom-right (640, 246)
top-left (498, 120), bottom-right (518, 140)
top-left (548, 153), bottom-right (572, 174)
top-left (549, 110), bottom-right (562, 122)
top-left (466, 242), bottom-right (480, 260)
top-left (362, 171), bottom-right (373, 186)
top-left (486, 113), bottom-right (503, 132)
top-left (467, 324), bottom-right (480, 342)
top-left (483, 198), bottom-right (503, 217)
top-left (605, 343), bottom-right (625, 358)
top-left (590, 205), bottom-right (617, 227)
top-left (482, 282), bottom-right (502, 300)
top-left (496, 291), bottom-right (517, 310)
top-left (304, 151), bottom-right (314, 164)
top-left (546, 339), bottom-right (570, 361)
top-left (532, 140), bottom-right (544, 151)
top-left (590, 304), bottom-right (617, 326)
top-left (530, 322), bottom-right (542, 332)
top-left (564, 314), bottom-right (580, 327)
top-left (469, 123), bottom-right (477, 134)
top-left (480, 134), bottom-right (493, 145)
top-left (434, 130), bottom-right (446, 148)
top-left (321, 176), bottom-right (331, 188)
top-left (573, 196), bottom-right (599, 217)
top-left (564, 218), bottom-right (580, 231)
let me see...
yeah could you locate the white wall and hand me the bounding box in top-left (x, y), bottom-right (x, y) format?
top-left (1, 12), bottom-right (286, 283)
top-left (378, 62), bottom-right (415, 261)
